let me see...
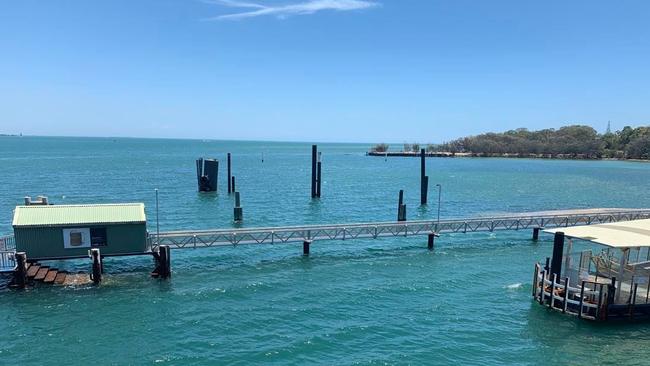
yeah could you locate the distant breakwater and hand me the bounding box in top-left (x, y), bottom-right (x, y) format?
top-left (366, 151), bottom-right (455, 157)
top-left (366, 151), bottom-right (649, 161)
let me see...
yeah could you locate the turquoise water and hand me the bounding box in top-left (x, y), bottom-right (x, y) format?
top-left (1, 136), bottom-right (650, 365)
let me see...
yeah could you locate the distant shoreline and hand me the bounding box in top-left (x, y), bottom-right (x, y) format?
top-left (366, 151), bottom-right (650, 162)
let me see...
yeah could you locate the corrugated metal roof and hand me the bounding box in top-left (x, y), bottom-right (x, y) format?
top-left (12, 203), bottom-right (146, 228)
top-left (545, 219), bottom-right (650, 248)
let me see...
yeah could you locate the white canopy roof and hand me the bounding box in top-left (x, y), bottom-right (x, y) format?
top-left (545, 219), bottom-right (650, 248)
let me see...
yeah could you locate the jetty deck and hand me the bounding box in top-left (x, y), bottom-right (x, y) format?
top-left (152, 208), bottom-right (650, 249)
top-left (2, 208), bottom-right (650, 273)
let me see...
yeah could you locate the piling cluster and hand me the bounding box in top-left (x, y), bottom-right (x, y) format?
top-left (196, 158), bottom-right (219, 192)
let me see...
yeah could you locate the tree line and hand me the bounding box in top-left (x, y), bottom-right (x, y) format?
top-left (370, 125), bottom-right (650, 159)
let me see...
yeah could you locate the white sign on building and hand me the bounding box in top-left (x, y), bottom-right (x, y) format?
top-left (63, 228), bottom-right (91, 249)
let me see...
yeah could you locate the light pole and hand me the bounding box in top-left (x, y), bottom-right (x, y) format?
top-left (155, 188), bottom-right (160, 246)
top-left (436, 184), bottom-right (442, 227)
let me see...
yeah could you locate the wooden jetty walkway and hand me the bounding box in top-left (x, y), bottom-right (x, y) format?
top-left (152, 208), bottom-right (650, 249)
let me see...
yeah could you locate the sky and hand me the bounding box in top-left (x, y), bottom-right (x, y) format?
top-left (1, 0), bottom-right (649, 143)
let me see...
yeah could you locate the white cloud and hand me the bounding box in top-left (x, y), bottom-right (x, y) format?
top-left (205, 0), bottom-right (379, 20)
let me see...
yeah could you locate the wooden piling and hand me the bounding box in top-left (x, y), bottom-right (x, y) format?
top-left (234, 192), bottom-right (243, 222)
top-left (231, 176), bottom-right (236, 192)
top-left (90, 248), bottom-right (102, 285)
top-left (13, 252), bottom-right (27, 289)
top-left (303, 240), bottom-right (311, 256)
top-left (420, 148), bottom-right (428, 205)
top-left (227, 153), bottom-right (232, 194)
top-left (311, 145), bottom-right (317, 198)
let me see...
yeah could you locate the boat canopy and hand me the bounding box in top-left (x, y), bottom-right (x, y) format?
top-left (545, 219), bottom-right (650, 248)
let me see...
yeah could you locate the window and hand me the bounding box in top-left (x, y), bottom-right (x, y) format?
top-left (90, 228), bottom-right (107, 247)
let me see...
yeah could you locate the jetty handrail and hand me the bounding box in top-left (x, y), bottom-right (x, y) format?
top-left (0, 235), bottom-right (15, 251)
top-left (155, 208), bottom-right (650, 249)
top-left (160, 208), bottom-right (650, 236)
top-left (0, 250), bottom-right (15, 272)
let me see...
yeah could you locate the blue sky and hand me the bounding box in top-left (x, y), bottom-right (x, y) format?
top-left (1, 0), bottom-right (649, 142)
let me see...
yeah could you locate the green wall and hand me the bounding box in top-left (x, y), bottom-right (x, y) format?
top-left (14, 223), bottom-right (148, 259)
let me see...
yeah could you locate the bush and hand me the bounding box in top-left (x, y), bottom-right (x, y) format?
top-left (371, 143), bottom-right (389, 153)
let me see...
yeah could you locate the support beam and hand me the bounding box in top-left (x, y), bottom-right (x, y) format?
top-left (532, 227), bottom-right (540, 241)
top-left (303, 240), bottom-right (311, 256)
top-left (159, 245), bottom-right (171, 279)
top-left (427, 233), bottom-right (437, 250)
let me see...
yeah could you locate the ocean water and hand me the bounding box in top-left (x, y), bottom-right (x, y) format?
top-left (1, 136), bottom-right (650, 365)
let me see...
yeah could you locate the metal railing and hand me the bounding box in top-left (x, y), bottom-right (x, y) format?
top-left (0, 235), bottom-right (16, 272)
top-left (154, 208), bottom-right (650, 250)
top-left (533, 262), bottom-right (610, 320)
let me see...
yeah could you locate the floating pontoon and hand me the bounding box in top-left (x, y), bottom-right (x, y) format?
top-left (533, 219), bottom-right (650, 321)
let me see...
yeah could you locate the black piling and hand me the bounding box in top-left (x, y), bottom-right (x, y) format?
top-left (303, 240), bottom-right (311, 256)
top-left (427, 233), bottom-right (437, 250)
top-left (311, 145), bottom-right (318, 198)
top-left (196, 158), bottom-right (203, 191)
top-left (316, 160), bottom-right (322, 198)
top-left (227, 153), bottom-right (232, 194)
top-left (420, 148), bottom-right (428, 205)
top-left (551, 232), bottom-right (565, 278)
top-left (231, 176), bottom-right (236, 193)
top-left (13, 252), bottom-right (27, 289)
top-left (158, 245), bottom-right (171, 279)
top-left (397, 190), bottom-right (406, 222)
top-left (90, 248), bottom-right (102, 285)
top-left (532, 227), bottom-right (540, 241)
top-left (234, 191), bottom-right (243, 222)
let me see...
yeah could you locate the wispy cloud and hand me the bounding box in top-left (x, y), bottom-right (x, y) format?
top-left (204, 0), bottom-right (379, 20)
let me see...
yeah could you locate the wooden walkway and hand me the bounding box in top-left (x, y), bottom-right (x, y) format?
top-left (153, 208), bottom-right (650, 250)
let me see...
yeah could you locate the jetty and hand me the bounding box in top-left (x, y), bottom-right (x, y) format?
top-left (151, 208), bottom-right (650, 249)
top-left (3, 207), bottom-right (650, 285)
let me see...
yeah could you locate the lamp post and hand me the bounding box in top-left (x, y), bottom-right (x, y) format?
top-left (435, 184), bottom-right (442, 226)
top-left (155, 188), bottom-right (160, 246)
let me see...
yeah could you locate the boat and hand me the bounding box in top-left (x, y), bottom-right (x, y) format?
top-left (532, 218), bottom-right (650, 321)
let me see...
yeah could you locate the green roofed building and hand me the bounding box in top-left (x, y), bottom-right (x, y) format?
top-left (12, 203), bottom-right (148, 260)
